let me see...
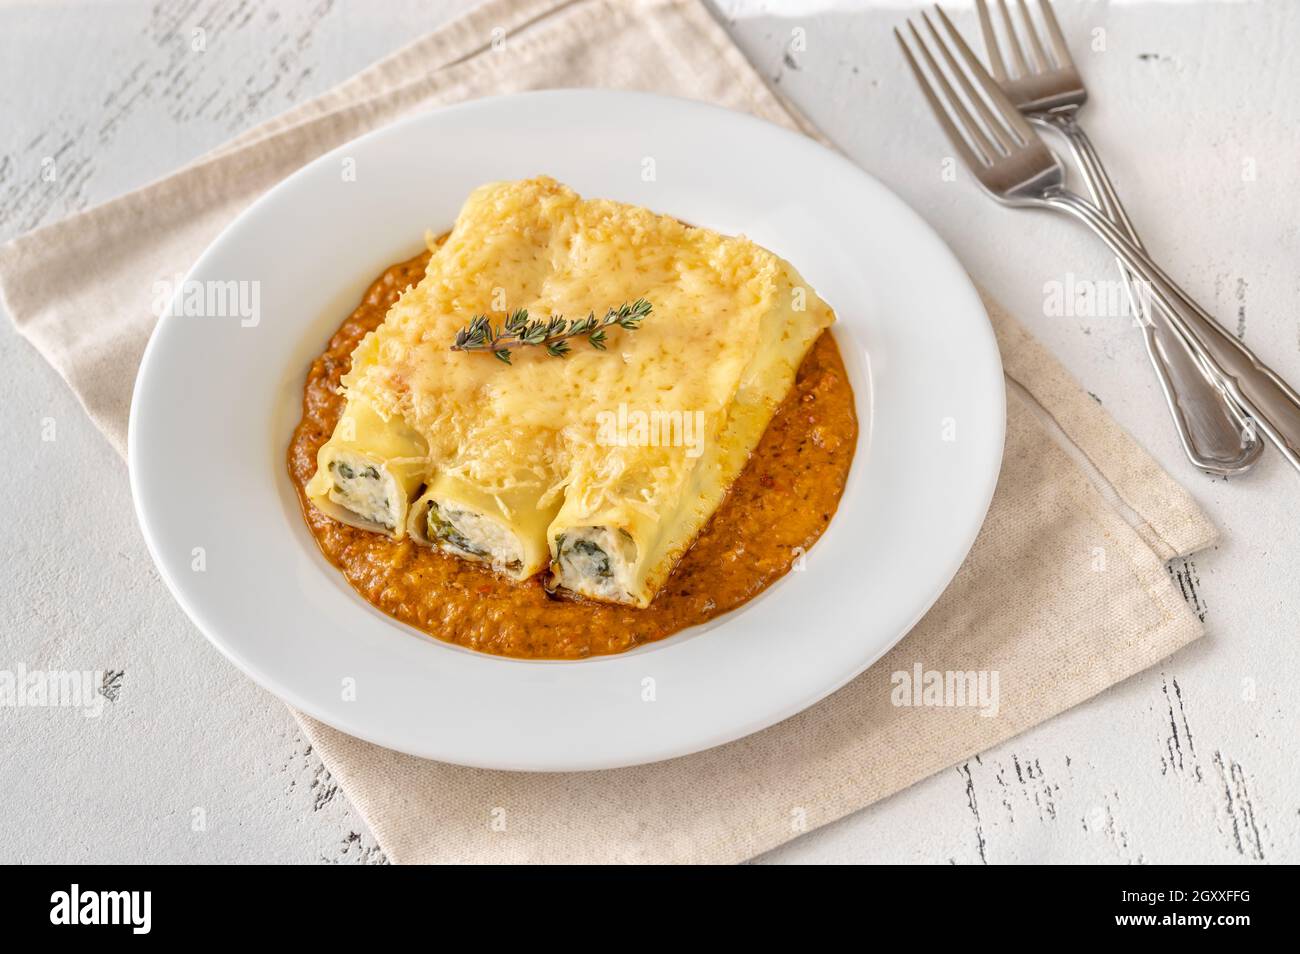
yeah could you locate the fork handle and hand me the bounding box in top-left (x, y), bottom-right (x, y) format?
top-left (1043, 187), bottom-right (1300, 475)
top-left (1041, 115), bottom-right (1262, 475)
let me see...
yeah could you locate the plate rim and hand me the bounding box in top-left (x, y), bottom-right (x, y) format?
top-left (128, 88), bottom-right (1005, 770)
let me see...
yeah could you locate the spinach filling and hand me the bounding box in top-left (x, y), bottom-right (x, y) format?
top-left (329, 460), bottom-right (381, 481)
top-left (559, 535), bottom-right (613, 579)
top-left (427, 502), bottom-right (489, 558)
top-left (328, 459), bottom-right (394, 528)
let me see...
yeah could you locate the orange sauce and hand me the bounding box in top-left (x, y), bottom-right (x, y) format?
top-left (288, 250), bottom-right (857, 658)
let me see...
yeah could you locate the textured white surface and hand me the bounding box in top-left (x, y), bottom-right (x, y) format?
top-left (1, 0), bottom-right (1296, 864)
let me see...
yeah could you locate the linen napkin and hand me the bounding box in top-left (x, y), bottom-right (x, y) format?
top-left (0, 0), bottom-right (1216, 864)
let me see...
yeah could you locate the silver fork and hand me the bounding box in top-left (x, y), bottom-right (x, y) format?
top-left (972, 0), bottom-right (1261, 476)
top-left (895, 8), bottom-right (1300, 476)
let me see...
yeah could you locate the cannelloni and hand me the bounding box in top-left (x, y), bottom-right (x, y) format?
top-left (305, 397), bottom-right (427, 537)
top-left (308, 176), bottom-right (835, 607)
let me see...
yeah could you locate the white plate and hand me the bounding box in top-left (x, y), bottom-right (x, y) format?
top-left (129, 90), bottom-right (1004, 771)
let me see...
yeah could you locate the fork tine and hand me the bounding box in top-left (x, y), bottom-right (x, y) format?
top-left (921, 11), bottom-right (1017, 155)
top-left (894, 26), bottom-right (991, 170)
top-left (932, 5), bottom-right (1038, 146)
top-left (905, 21), bottom-right (1002, 163)
top-left (1016, 0), bottom-right (1051, 72)
top-left (1037, 0), bottom-right (1075, 70)
top-left (994, 0), bottom-right (1030, 77)
top-left (974, 0), bottom-right (1008, 83)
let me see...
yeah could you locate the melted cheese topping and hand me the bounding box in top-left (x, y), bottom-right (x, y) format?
top-left (344, 177), bottom-right (782, 505)
top-left (337, 176), bottom-right (833, 603)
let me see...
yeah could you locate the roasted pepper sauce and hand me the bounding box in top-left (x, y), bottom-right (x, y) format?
top-left (287, 249), bottom-right (858, 659)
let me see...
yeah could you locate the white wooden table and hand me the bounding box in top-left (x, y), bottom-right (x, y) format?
top-left (3, 0), bottom-right (1296, 864)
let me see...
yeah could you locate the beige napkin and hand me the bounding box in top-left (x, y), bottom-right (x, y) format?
top-left (0, 0), bottom-right (1215, 864)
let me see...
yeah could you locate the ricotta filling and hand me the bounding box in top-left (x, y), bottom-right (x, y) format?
top-left (554, 527), bottom-right (638, 603)
top-left (426, 501), bottom-right (524, 573)
top-left (327, 453), bottom-right (400, 531)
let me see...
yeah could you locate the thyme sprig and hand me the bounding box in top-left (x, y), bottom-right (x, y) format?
top-left (451, 298), bottom-right (652, 364)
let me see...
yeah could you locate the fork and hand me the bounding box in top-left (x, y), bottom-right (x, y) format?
top-left (896, 7), bottom-right (1300, 475)
top-left (972, 0), bottom-right (1261, 476)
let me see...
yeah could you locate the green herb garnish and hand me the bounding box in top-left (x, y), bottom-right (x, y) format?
top-left (450, 299), bottom-right (652, 364)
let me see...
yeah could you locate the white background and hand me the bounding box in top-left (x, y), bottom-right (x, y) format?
top-left (1, 0), bottom-right (1296, 863)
